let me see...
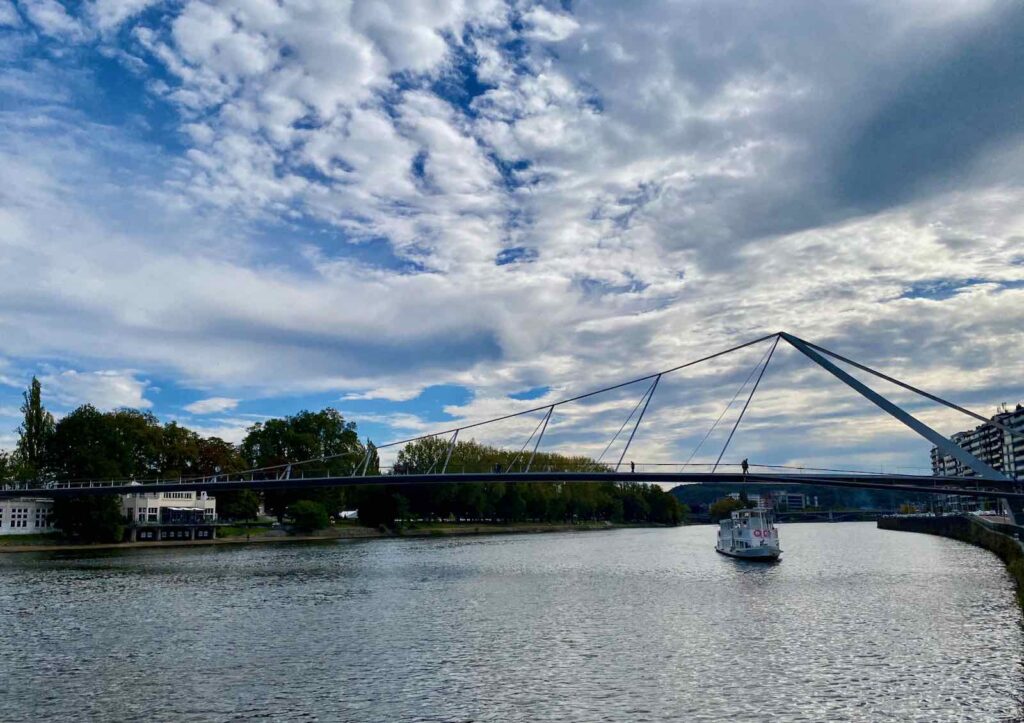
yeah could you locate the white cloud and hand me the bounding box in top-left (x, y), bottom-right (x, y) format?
top-left (0, 0), bottom-right (1022, 471)
top-left (87, 0), bottom-right (160, 32)
top-left (342, 386), bottom-right (426, 402)
top-left (0, 0), bottom-right (21, 27)
top-left (183, 396), bottom-right (239, 414)
top-left (521, 6), bottom-right (579, 42)
top-left (40, 370), bottom-right (152, 411)
top-left (177, 416), bottom-right (252, 444)
top-left (20, 0), bottom-right (86, 39)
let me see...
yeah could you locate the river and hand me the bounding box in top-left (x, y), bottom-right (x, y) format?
top-left (0, 522), bottom-right (1021, 722)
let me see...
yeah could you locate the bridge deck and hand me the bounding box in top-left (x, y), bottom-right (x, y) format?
top-left (2, 471), bottom-right (1019, 500)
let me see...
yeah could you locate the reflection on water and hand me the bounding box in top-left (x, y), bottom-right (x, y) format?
top-left (0, 522), bottom-right (1021, 722)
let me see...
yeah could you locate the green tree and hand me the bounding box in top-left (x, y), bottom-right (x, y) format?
top-left (108, 409), bottom-right (164, 478)
top-left (46, 406), bottom-right (129, 542)
top-left (194, 436), bottom-right (255, 520)
top-left (242, 408), bottom-right (363, 519)
top-left (709, 497), bottom-right (747, 522)
top-left (159, 422), bottom-right (201, 478)
top-left (288, 499), bottom-right (329, 533)
top-left (393, 435), bottom-right (450, 474)
top-left (362, 440), bottom-right (380, 475)
top-left (195, 436), bottom-right (245, 477)
top-left (51, 495), bottom-right (125, 543)
top-left (498, 483), bottom-right (527, 522)
top-left (15, 376), bottom-right (55, 480)
top-left (47, 405), bottom-right (124, 480)
top-left (355, 485), bottom-right (400, 528)
top-left (645, 485), bottom-right (686, 525)
top-left (0, 450), bottom-right (13, 482)
top-left (219, 489), bottom-right (261, 520)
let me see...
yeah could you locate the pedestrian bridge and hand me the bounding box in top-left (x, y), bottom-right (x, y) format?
top-left (5, 332), bottom-right (1021, 515)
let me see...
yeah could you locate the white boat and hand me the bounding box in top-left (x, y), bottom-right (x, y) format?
top-left (715, 507), bottom-right (781, 561)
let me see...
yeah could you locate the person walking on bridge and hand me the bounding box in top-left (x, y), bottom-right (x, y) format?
top-left (741, 458), bottom-right (749, 478)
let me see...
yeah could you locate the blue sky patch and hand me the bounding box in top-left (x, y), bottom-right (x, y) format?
top-left (508, 386), bottom-right (550, 401)
top-left (496, 246), bottom-right (538, 265)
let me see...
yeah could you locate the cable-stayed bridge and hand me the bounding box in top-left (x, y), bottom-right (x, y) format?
top-left (5, 332), bottom-right (1021, 515)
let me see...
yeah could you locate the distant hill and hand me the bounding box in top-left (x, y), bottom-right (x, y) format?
top-left (669, 483), bottom-right (931, 511)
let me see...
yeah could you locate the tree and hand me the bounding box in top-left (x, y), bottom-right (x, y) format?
top-left (356, 485), bottom-right (400, 528)
top-left (497, 484), bottom-right (527, 522)
top-left (47, 405), bottom-right (124, 480)
top-left (219, 489), bottom-right (261, 520)
top-left (645, 485), bottom-right (686, 525)
top-left (242, 408), bottom-right (363, 519)
top-left (709, 497), bottom-right (747, 522)
top-left (195, 436), bottom-right (246, 476)
top-left (288, 500), bottom-right (329, 533)
top-left (194, 436), bottom-right (254, 520)
top-left (0, 450), bottom-right (13, 482)
top-left (108, 409), bottom-right (164, 478)
top-left (362, 441), bottom-right (380, 476)
top-left (51, 495), bottom-right (125, 543)
top-left (393, 435), bottom-right (450, 474)
top-left (159, 422), bottom-right (201, 478)
top-left (15, 376), bottom-right (55, 480)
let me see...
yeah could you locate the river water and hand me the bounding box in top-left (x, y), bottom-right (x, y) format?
top-left (0, 522), bottom-right (1021, 722)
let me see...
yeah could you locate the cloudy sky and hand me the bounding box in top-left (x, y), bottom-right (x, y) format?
top-left (1, 0), bottom-right (1022, 473)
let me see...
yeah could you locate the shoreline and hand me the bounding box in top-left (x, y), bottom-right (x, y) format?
top-left (878, 514), bottom-right (1024, 608)
top-left (0, 521), bottom-right (666, 554)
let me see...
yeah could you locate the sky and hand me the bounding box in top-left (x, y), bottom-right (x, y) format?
top-left (0, 0), bottom-right (1022, 474)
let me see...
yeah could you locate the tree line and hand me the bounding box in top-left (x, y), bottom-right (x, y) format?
top-left (1, 377), bottom-right (686, 540)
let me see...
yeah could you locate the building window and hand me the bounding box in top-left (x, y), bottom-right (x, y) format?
top-left (11, 508), bottom-right (28, 528)
top-left (34, 508), bottom-right (50, 529)
top-left (148, 507), bottom-right (158, 523)
top-left (137, 509), bottom-right (147, 523)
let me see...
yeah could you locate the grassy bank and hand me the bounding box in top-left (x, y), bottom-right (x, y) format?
top-left (0, 520), bottom-right (657, 553)
top-left (878, 515), bottom-right (1024, 607)
top-left (0, 532), bottom-right (62, 547)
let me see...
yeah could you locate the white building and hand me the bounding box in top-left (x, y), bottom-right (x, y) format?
top-left (931, 404), bottom-right (1024, 481)
top-left (121, 489), bottom-right (217, 525)
top-left (0, 497), bottom-right (55, 535)
top-left (0, 491), bottom-right (216, 539)
top-left (931, 404), bottom-right (1024, 513)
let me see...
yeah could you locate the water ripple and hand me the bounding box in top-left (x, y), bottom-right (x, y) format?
top-left (0, 523), bottom-right (1021, 721)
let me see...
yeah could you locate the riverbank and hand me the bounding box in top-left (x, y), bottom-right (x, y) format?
top-left (0, 520), bottom-right (658, 553)
top-left (878, 515), bottom-right (1024, 607)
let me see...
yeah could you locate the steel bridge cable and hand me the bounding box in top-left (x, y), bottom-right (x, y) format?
top-left (796, 336), bottom-right (1024, 440)
top-left (424, 436), bottom-right (447, 475)
top-left (712, 335), bottom-right (780, 472)
top-left (781, 332), bottom-right (1009, 483)
top-left (616, 374), bottom-right (662, 471)
top-left (596, 377), bottom-right (659, 464)
top-left (505, 410), bottom-right (554, 472)
top-left (440, 429), bottom-right (459, 474)
top-left (525, 406), bottom-right (554, 473)
top-left (31, 333), bottom-right (783, 489)
top-left (683, 339), bottom-right (776, 469)
top-left (208, 333), bottom-right (781, 480)
top-left (339, 333), bottom-right (783, 454)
